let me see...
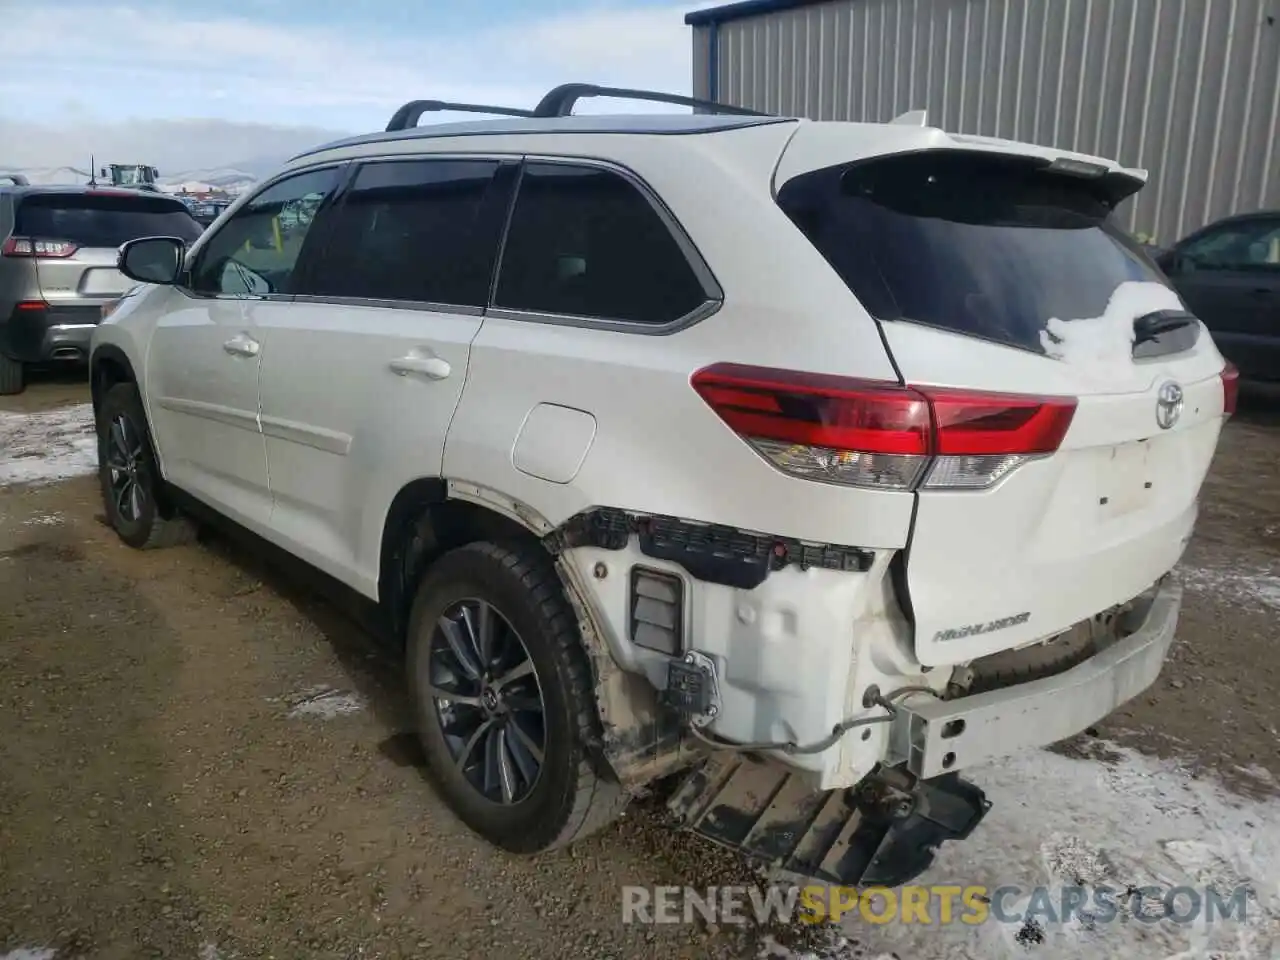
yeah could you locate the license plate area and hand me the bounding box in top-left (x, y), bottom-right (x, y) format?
top-left (1096, 440), bottom-right (1154, 519)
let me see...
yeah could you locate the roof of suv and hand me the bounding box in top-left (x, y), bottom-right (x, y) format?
top-left (293, 113), bottom-right (793, 161)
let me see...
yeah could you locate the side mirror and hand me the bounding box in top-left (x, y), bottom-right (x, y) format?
top-left (118, 236), bottom-right (185, 285)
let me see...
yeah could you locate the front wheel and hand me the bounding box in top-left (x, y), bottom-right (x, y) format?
top-left (96, 382), bottom-right (193, 549)
top-left (406, 540), bottom-right (626, 854)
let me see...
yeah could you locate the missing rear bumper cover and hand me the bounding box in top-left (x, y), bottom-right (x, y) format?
top-left (552, 507), bottom-right (874, 590)
top-left (668, 753), bottom-right (989, 888)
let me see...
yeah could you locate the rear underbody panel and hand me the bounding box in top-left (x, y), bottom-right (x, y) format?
top-left (667, 752), bottom-right (989, 888)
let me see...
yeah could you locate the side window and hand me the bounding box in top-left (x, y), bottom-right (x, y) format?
top-left (187, 167), bottom-right (339, 296)
top-left (1181, 219), bottom-right (1280, 272)
top-left (302, 159), bottom-right (501, 306)
top-left (494, 162), bottom-right (708, 325)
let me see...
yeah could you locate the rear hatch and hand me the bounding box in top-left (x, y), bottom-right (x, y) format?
top-left (11, 189), bottom-right (202, 320)
top-left (773, 144), bottom-right (1231, 666)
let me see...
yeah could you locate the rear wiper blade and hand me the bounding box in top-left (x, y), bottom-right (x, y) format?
top-left (1133, 310), bottom-right (1197, 346)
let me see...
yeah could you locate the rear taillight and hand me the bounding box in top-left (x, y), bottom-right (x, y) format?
top-left (691, 363), bottom-right (1077, 492)
top-left (1221, 362), bottom-right (1239, 417)
top-left (1, 236), bottom-right (78, 258)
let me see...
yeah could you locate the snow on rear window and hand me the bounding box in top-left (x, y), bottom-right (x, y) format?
top-left (776, 151), bottom-right (1165, 354)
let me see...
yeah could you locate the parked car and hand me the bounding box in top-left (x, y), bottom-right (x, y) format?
top-left (1154, 210), bottom-right (1280, 382)
top-left (0, 184), bottom-right (202, 394)
top-left (89, 83), bottom-right (1234, 888)
top-left (190, 200), bottom-right (232, 228)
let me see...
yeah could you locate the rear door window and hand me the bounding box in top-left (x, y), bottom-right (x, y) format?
top-left (15, 192), bottom-right (203, 247)
top-left (776, 152), bottom-right (1165, 353)
top-left (493, 162), bottom-right (708, 325)
top-left (300, 158), bottom-right (505, 307)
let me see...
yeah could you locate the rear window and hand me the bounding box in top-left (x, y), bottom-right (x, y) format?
top-left (15, 192), bottom-right (203, 248)
top-left (776, 152), bottom-right (1164, 354)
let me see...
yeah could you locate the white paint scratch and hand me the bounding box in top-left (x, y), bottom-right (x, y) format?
top-left (0, 948), bottom-right (58, 960)
top-left (0, 404), bottom-right (96, 487)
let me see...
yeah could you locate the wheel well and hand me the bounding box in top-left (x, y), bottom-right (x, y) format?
top-left (378, 480), bottom-right (543, 644)
top-left (90, 349), bottom-right (136, 417)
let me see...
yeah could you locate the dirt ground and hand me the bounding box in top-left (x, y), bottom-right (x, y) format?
top-left (2, 374), bottom-right (1278, 959)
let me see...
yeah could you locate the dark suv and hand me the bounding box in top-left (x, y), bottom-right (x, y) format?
top-left (0, 182), bottom-right (202, 394)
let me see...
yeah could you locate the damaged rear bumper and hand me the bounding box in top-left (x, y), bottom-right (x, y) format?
top-left (889, 577), bottom-right (1181, 778)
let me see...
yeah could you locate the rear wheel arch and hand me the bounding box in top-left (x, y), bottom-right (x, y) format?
top-left (376, 480), bottom-right (547, 646)
top-left (375, 480), bottom-right (689, 791)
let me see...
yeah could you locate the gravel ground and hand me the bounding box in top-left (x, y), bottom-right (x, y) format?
top-left (2, 374), bottom-right (1278, 960)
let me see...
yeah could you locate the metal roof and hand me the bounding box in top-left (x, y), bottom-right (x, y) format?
top-left (294, 113), bottom-right (792, 161)
top-left (684, 0), bottom-right (833, 26)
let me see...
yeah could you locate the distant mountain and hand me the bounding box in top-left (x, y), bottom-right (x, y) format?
top-left (157, 166), bottom-right (263, 192)
top-left (0, 159), bottom-right (282, 195)
top-left (0, 165), bottom-right (93, 185)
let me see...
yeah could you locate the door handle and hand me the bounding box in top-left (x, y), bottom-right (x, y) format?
top-left (1249, 287), bottom-right (1272, 297)
top-left (389, 354), bottom-right (451, 380)
top-left (223, 334), bottom-right (260, 358)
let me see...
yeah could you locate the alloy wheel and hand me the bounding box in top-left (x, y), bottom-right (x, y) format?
top-left (105, 413), bottom-right (146, 524)
top-left (425, 598), bottom-right (547, 805)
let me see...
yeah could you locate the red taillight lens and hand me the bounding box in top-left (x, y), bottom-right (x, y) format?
top-left (1221, 362), bottom-right (1239, 417)
top-left (1, 236), bottom-right (78, 258)
top-left (691, 363), bottom-right (1077, 492)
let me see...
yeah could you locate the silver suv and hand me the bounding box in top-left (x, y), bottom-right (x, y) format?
top-left (0, 179), bottom-right (202, 394)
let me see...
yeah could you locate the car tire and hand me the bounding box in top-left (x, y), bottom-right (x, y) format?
top-left (406, 540), bottom-right (627, 854)
top-left (0, 353), bottom-right (24, 395)
top-left (97, 382), bottom-right (194, 550)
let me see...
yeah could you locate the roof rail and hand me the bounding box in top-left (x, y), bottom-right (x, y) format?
top-left (0, 172), bottom-right (30, 186)
top-left (385, 99), bottom-right (536, 132)
top-left (532, 83), bottom-right (769, 118)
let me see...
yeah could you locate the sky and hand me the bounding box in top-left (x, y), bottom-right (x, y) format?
top-left (0, 0), bottom-right (716, 173)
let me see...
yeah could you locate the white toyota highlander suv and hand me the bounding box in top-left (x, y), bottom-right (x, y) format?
top-left (89, 83), bottom-right (1235, 888)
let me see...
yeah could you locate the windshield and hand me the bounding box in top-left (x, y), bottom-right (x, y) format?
top-left (15, 192), bottom-right (203, 247)
top-left (776, 151), bottom-right (1164, 354)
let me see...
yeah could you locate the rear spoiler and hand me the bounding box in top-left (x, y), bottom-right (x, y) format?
top-left (0, 173), bottom-right (29, 186)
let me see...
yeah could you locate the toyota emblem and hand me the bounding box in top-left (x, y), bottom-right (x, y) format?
top-left (1155, 381), bottom-right (1184, 429)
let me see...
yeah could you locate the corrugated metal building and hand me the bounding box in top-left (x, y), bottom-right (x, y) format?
top-left (686, 0), bottom-right (1280, 242)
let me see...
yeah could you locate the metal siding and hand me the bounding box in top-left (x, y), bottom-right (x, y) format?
top-left (693, 24), bottom-right (713, 99)
top-left (697, 0), bottom-right (1280, 242)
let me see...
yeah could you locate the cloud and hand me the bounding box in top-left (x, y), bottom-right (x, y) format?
top-left (0, 2), bottom-right (697, 172)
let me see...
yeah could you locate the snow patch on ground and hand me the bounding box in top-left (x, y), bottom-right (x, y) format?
top-left (0, 404), bottom-right (96, 487)
top-left (812, 743), bottom-right (1280, 960)
top-left (281, 685), bottom-right (365, 720)
top-left (1177, 561), bottom-right (1280, 611)
top-left (22, 512), bottom-right (65, 527)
